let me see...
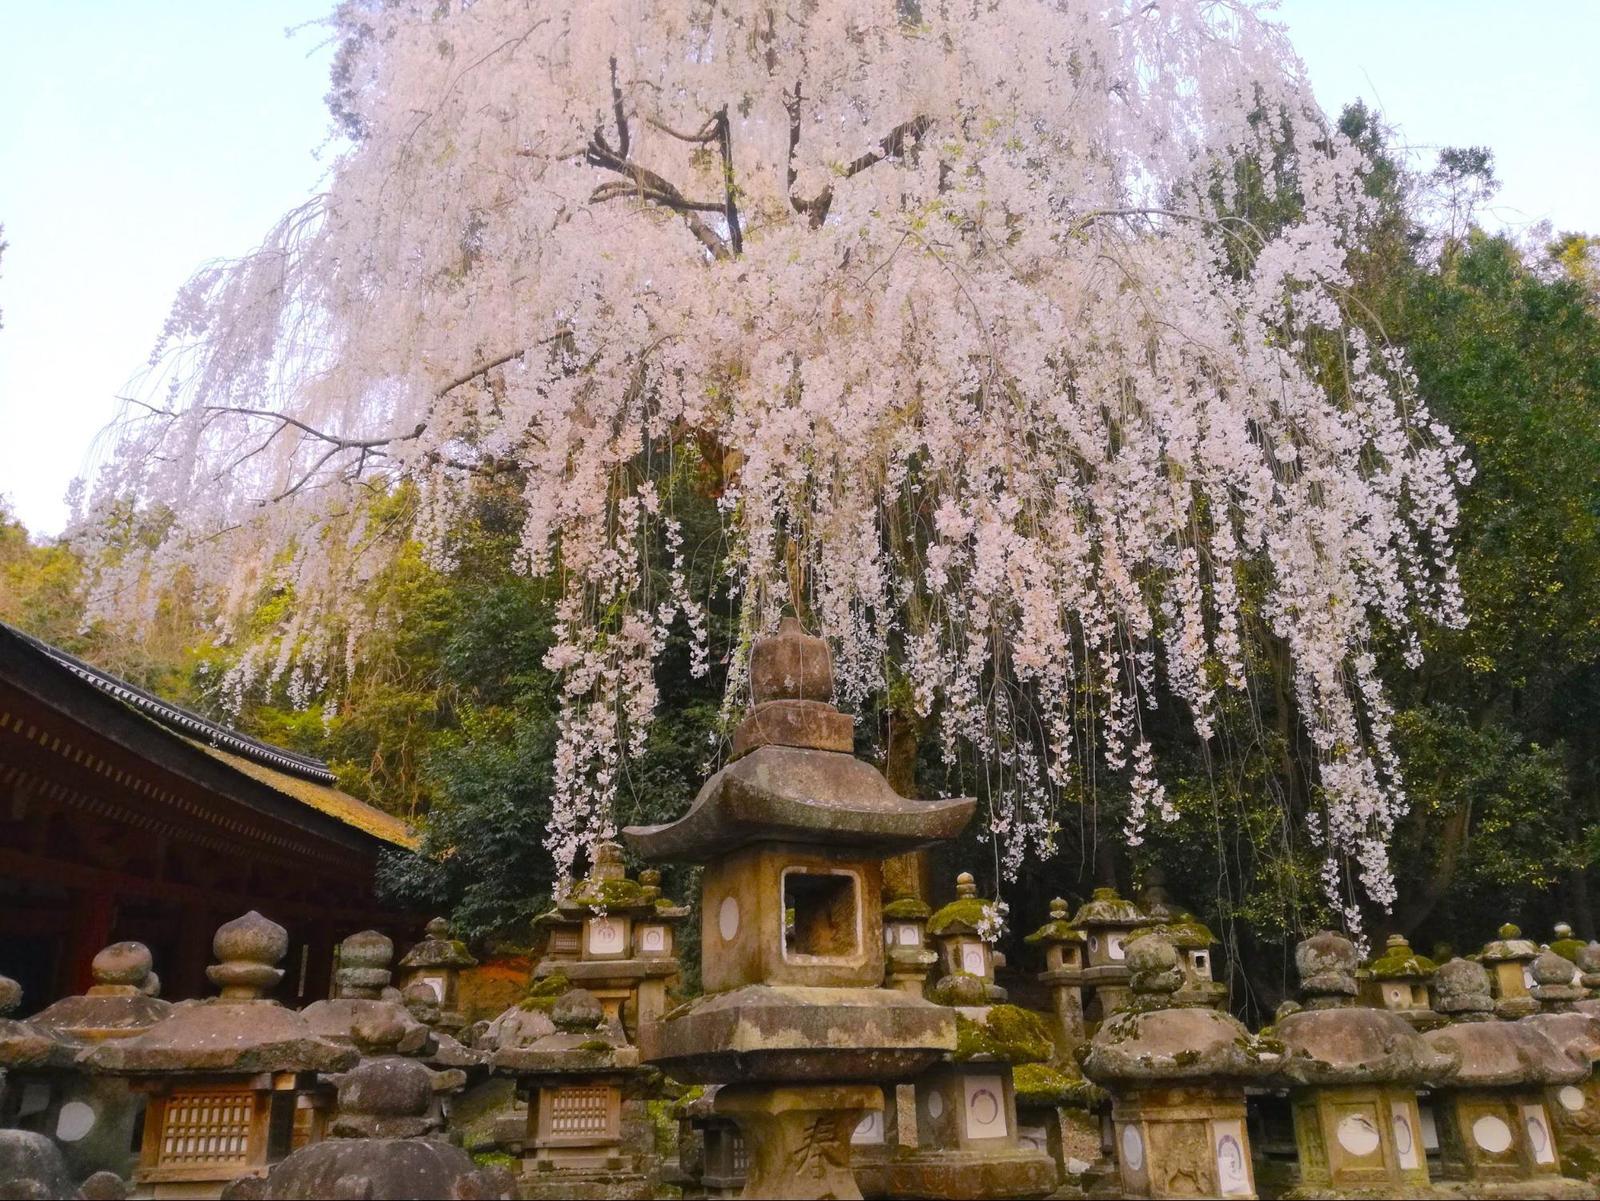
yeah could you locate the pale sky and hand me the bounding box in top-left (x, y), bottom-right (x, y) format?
top-left (1, 2), bottom-right (1595, 536)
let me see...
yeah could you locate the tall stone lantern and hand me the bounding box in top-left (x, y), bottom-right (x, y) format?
top-left (623, 616), bottom-right (974, 1200)
top-left (528, 841), bottom-right (688, 1056)
top-left (396, 917), bottom-right (477, 1034)
top-left (1080, 933), bottom-right (1281, 1200)
top-left (1070, 887), bottom-right (1150, 1022)
top-left (1419, 957), bottom-right (1590, 1194)
top-left (1270, 931), bottom-right (1457, 1194)
top-left (1026, 898), bottom-right (1089, 1057)
top-left (84, 911), bottom-right (357, 1199)
top-left (926, 872), bottom-right (1007, 1001)
top-left (1480, 923), bottom-right (1542, 1020)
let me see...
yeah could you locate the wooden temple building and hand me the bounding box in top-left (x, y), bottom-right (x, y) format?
top-left (0, 620), bottom-right (418, 1011)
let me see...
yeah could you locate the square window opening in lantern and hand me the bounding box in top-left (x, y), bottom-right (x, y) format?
top-left (782, 869), bottom-right (861, 961)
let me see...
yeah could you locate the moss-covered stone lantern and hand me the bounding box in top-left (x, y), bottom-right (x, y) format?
top-left (482, 986), bottom-right (651, 1200)
top-left (1418, 956), bottom-right (1591, 1195)
top-left (883, 888), bottom-right (938, 997)
top-left (1551, 925), bottom-right (1589, 965)
top-left (1130, 881), bottom-right (1226, 1011)
top-left (1269, 931), bottom-right (1457, 1195)
top-left (884, 917), bottom-right (1060, 1200)
top-left (396, 917), bottom-right (477, 1034)
top-left (1081, 933), bottom-right (1280, 1200)
top-left (1360, 934), bottom-right (1444, 1031)
top-left (1070, 887), bottom-right (1151, 1022)
top-left (1026, 897), bottom-right (1089, 1058)
top-left (1480, 923), bottom-right (1542, 1020)
top-left (83, 911), bottom-right (356, 1200)
top-left (623, 616), bottom-right (973, 1200)
top-left (15, 942), bottom-right (173, 1182)
top-left (529, 842), bottom-right (688, 1057)
top-left (926, 872), bottom-right (1007, 1003)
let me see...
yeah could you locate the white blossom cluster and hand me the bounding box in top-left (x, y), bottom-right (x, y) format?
top-left (79, 0), bottom-right (1468, 908)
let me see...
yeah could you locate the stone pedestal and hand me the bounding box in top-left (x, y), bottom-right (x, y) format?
top-left (714, 1082), bottom-right (882, 1201)
top-left (1111, 1085), bottom-right (1257, 1199)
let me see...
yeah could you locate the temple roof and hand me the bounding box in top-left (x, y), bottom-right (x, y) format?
top-left (0, 620), bottom-right (414, 850)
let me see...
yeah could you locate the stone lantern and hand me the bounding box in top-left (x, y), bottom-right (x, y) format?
top-left (528, 842), bottom-right (688, 1057)
top-left (1069, 887), bottom-right (1150, 1022)
top-left (239, 1012), bottom-right (511, 1200)
top-left (1270, 931), bottom-right (1457, 1194)
top-left (484, 986), bottom-right (652, 1200)
top-left (883, 888), bottom-right (938, 997)
top-left (0, 975), bottom-right (53, 1107)
top-left (1418, 957), bottom-right (1590, 1193)
top-left (1480, 923), bottom-right (1542, 1020)
top-left (1551, 924), bottom-right (1589, 965)
top-left (396, 917), bottom-right (477, 1034)
top-left (1130, 882), bottom-right (1226, 1011)
top-left (14, 942), bottom-right (172, 1182)
top-left (1576, 944), bottom-right (1600, 1020)
top-left (302, 930), bottom-right (432, 1056)
top-left (1522, 949), bottom-right (1600, 1178)
top-left (1360, 934), bottom-right (1444, 1030)
top-left (1081, 933), bottom-right (1280, 1200)
top-left (926, 872), bottom-right (1007, 1002)
top-left (83, 911), bottom-right (357, 1200)
top-left (1026, 898), bottom-right (1089, 1058)
top-left (623, 616), bottom-right (973, 1200)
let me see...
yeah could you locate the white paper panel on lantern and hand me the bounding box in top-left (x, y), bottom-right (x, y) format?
top-left (1523, 1104), bottom-right (1556, 1165)
top-left (1471, 1114), bottom-right (1513, 1155)
top-left (898, 924), bottom-right (921, 946)
top-left (1212, 1120), bottom-right (1251, 1196)
top-left (960, 943), bottom-right (987, 976)
top-left (1560, 1086), bottom-right (1587, 1113)
top-left (1108, 935), bottom-right (1127, 961)
top-left (587, 917), bottom-right (625, 955)
top-left (1335, 1112), bottom-right (1382, 1159)
top-left (1418, 1105), bottom-right (1440, 1151)
top-left (640, 926), bottom-right (666, 953)
top-left (420, 975), bottom-right (445, 1002)
top-left (852, 1109), bottom-right (884, 1145)
top-left (1120, 1123), bottom-right (1145, 1172)
top-left (963, 1075), bottom-right (1007, 1140)
top-left (1390, 1102), bottom-right (1421, 1170)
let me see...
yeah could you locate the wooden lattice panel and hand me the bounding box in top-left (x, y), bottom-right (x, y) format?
top-left (155, 1087), bottom-right (257, 1169)
top-left (550, 1086), bottom-right (611, 1137)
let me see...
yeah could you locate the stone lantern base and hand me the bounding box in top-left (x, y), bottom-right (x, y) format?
top-left (1431, 1088), bottom-right (1596, 1198)
top-left (1110, 1085), bottom-right (1258, 1200)
top-left (714, 1081), bottom-right (882, 1201)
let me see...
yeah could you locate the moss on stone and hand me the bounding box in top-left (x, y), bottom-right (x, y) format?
top-left (519, 972), bottom-right (572, 1011)
top-left (1129, 916), bottom-right (1215, 949)
top-left (884, 896), bottom-right (932, 921)
top-left (1069, 887), bottom-right (1147, 927)
top-left (953, 1005), bottom-right (1054, 1064)
top-left (1552, 937), bottom-right (1587, 964)
top-left (570, 877), bottom-right (649, 909)
top-left (1368, 946), bottom-right (1438, 979)
top-left (928, 897), bottom-right (995, 936)
top-left (1012, 1061), bottom-right (1108, 1110)
top-left (1025, 919), bottom-right (1086, 945)
top-left (470, 1150), bottom-right (518, 1170)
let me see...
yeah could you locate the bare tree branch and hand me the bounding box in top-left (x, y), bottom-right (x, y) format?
top-left (786, 82), bottom-right (931, 228)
